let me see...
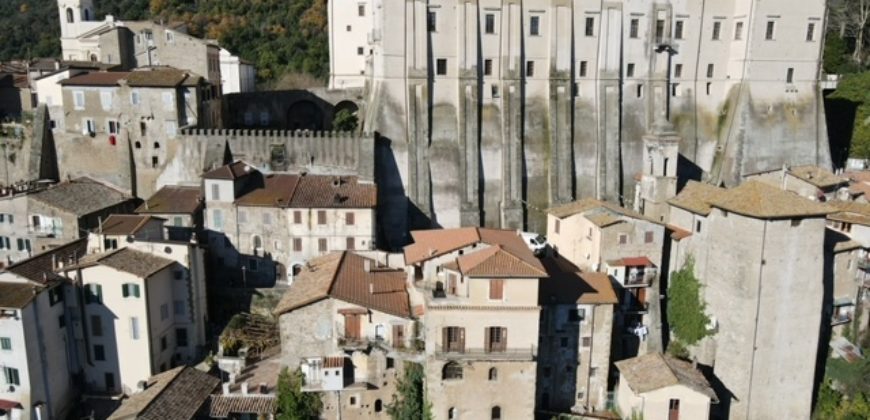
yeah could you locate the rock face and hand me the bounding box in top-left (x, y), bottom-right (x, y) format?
top-left (329, 0), bottom-right (832, 249)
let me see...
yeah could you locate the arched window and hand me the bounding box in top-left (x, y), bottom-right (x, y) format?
top-left (448, 407), bottom-right (457, 420)
top-left (83, 8), bottom-right (90, 21)
top-left (488, 367), bottom-right (498, 381)
top-left (89, 54), bottom-right (98, 62)
top-left (66, 8), bottom-right (74, 23)
top-left (374, 399), bottom-right (382, 412)
top-left (134, 141), bottom-right (142, 149)
top-left (442, 362), bottom-right (462, 380)
top-left (491, 406), bottom-right (501, 420)
top-left (153, 142), bottom-right (160, 149)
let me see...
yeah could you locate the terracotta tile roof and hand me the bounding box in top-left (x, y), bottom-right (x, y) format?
top-left (235, 174), bottom-right (299, 208)
top-left (827, 200), bottom-right (870, 226)
top-left (667, 181), bottom-right (727, 216)
top-left (6, 238), bottom-right (87, 284)
top-left (538, 256), bottom-right (618, 305)
top-left (454, 245), bottom-right (547, 278)
top-left (96, 248), bottom-right (176, 278)
top-left (708, 180), bottom-right (832, 219)
top-left (606, 257), bottom-right (655, 268)
top-left (666, 224), bottom-right (692, 241)
top-left (615, 353), bottom-right (717, 401)
top-left (99, 215), bottom-right (164, 236)
top-left (787, 165), bottom-right (848, 189)
top-left (404, 227), bottom-right (545, 278)
top-left (548, 198), bottom-right (650, 222)
top-left (288, 175), bottom-right (376, 209)
top-left (0, 281), bottom-right (42, 309)
top-left (108, 366), bottom-right (219, 420)
top-left (125, 68), bottom-right (203, 87)
top-left (30, 177), bottom-right (134, 216)
top-left (846, 170), bottom-right (870, 183)
top-left (275, 252), bottom-right (411, 318)
top-left (203, 161), bottom-right (257, 180)
top-left (60, 71), bottom-right (131, 86)
top-left (586, 213), bottom-right (625, 228)
top-left (136, 185), bottom-right (203, 215)
top-left (209, 395), bottom-right (277, 418)
top-left (323, 356), bottom-right (345, 368)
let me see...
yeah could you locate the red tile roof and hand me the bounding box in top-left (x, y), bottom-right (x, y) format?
top-left (323, 356), bottom-right (345, 368)
top-left (235, 173), bottom-right (376, 209)
top-left (454, 245), bottom-right (547, 278)
top-left (136, 185), bottom-right (203, 214)
top-left (607, 256), bottom-right (655, 268)
top-left (6, 238), bottom-right (88, 284)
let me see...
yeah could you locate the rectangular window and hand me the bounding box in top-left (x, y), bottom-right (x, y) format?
top-left (130, 317), bottom-right (140, 340)
top-left (585, 17), bottom-right (595, 37)
top-left (121, 283), bottom-right (140, 298)
top-left (707, 63), bottom-right (714, 78)
top-left (91, 315), bottom-right (103, 337)
top-left (484, 59), bottom-right (493, 76)
top-left (436, 58), bottom-right (447, 75)
top-left (100, 90), bottom-right (112, 110)
top-left (765, 21), bottom-right (775, 40)
top-left (555, 219), bottom-right (560, 234)
top-left (173, 300), bottom-right (185, 315)
top-left (74, 91), bottom-right (85, 110)
top-left (485, 327), bottom-right (507, 352)
top-left (293, 238), bottom-right (302, 252)
top-left (645, 231), bottom-right (654, 243)
top-left (212, 209), bottom-right (223, 230)
top-left (317, 210), bottom-right (327, 225)
top-left (427, 11), bottom-right (436, 32)
top-left (579, 61), bottom-right (588, 77)
top-left (0, 337), bottom-right (10, 350)
top-left (485, 14), bottom-right (495, 34)
top-left (582, 337), bottom-right (592, 347)
top-left (107, 120), bottom-right (119, 134)
top-left (619, 234), bottom-right (628, 245)
top-left (489, 279), bottom-right (504, 300)
top-left (674, 63), bottom-right (683, 78)
top-left (526, 61), bottom-right (535, 77)
top-left (160, 303), bottom-right (169, 320)
top-left (637, 83), bottom-right (644, 98)
top-left (94, 345), bottom-right (105, 361)
top-left (248, 258), bottom-right (258, 272)
top-left (735, 22), bottom-right (744, 40)
top-left (176, 328), bottom-right (188, 347)
top-left (630, 19), bottom-right (639, 38)
top-left (530, 16), bottom-right (540, 36)
top-left (4, 367), bottom-right (20, 386)
top-left (443, 326), bottom-right (465, 352)
top-left (58, 315), bottom-right (66, 328)
top-left (358, 4), bottom-right (365, 17)
top-left (83, 119), bottom-right (96, 135)
top-left (712, 21), bottom-right (721, 40)
top-left (294, 210), bottom-right (302, 224)
top-left (674, 20), bottom-right (684, 39)
top-left (627, 63), bottom-right (635, 78)
top-left (263, 212), bottom-right (272, 225)
top-left (210, 183), bottom-right (220, 201)
top-left (173, 216), bottom-right (182, 226)
top-left (346, 237), bottom-right (355, 250)
top-left (655, 19), bottom-right (665, 43)
top-left (318, 238), bottom-right (327, 252)
top-left (140, 121), bottom-right (146, 136)
top-left (105, 372), bottom-right (115, 391)
top-left (49, 287), bottom-right (64, 306)
top-left (161, 335), bottom-right (167, 351)
top-left (791, 219), bottom-right (802, 227)
top-left (806, 23), bottom-right (816, 41)
top-left (86, 284), bottom-right (103, 304)
top-left (357, 46), bottom-right (364, 56)
top-left (491, 84), bottom-right (499, 98)
top-left (131, 90), bottom-right (141, 105)
top-left (669, 399), bottom-right (681, 420)
top-left (346, 212), bottom-right (355, 225)
top-left (787, 67), bottom-right (794, 83)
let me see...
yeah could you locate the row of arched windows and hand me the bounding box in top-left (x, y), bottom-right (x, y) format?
top-left (441, 362), bottom-right (498, 381)
top-left (66, 7), bottom-right (91, 24)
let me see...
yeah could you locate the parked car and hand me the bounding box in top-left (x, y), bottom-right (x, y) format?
top-left (520, 231), bottom-right (548, 256)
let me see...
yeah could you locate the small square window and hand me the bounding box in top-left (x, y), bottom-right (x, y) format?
top-left (626, 63), bottom-right (635, 78)
top-left (436, 59), bottom-right (447, 75)
top-left (484, 59), bottom-right (493, 76)
top-left (357, 47), bottom-right (364, 56)
top-left (579, 61), bottom-right (588, 77)
top-left (526, 61), bottom-right (535, 77)
top-left (530, 16), bottom-right (540, 36)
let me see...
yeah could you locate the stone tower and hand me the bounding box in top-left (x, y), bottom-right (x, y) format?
top-left (636, 117), bottom-right (679, 222)
top-left (58, 0), bottom-right (95, 39)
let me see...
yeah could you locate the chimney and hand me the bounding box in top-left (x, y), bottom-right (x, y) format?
top-left (364, 259), bottom-right (371, 273)
top-left (241, 382), bottom-right (249, 395)
top-left (137, 380), bottom-right (148, 393)
top-left (369, 282), bottom-right (374, 295)
top-left (222, 383), bottom-right (230, 395)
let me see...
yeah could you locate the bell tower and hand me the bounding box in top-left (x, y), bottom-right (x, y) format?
top-left (58, 0), bottom-right (95, 39)
top-left (635, 117), bottom-right (680, 222)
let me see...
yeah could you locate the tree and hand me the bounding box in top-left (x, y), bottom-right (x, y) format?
top-left (667, 257), bottom-right (711, 346)
top-left (333, 109), bottom-right (359, 132)
top-left (828, 0), bottom-right (870, 65)
top-left (387, 362), bottom-right (432, 420)
top-left (276, 368), bottom-right (322, 420)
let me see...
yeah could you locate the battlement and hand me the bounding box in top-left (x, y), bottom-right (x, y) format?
top-left (179, 128), bottom-right (374, 140)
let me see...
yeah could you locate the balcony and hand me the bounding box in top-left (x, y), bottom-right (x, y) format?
top-left (625, 270), bottom-right (656, 287)
top-left (434, 345), bottom-right (537, 361)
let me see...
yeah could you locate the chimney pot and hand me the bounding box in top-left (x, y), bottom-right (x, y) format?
top-left (222, 383), bottom-right (230, 395)
top-left (241, 382), bottom-right (249, 395)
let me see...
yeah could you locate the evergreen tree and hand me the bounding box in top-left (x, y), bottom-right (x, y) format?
top-left (387, 362), bottom-right (432, 420)
top-left (667, 257), bottom-right (711, 346)
top-left (276, 368), bottom-right (322, 420)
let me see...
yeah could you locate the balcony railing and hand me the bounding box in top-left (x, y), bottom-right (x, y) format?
top-left (434, 345), bottom-right (537, 361)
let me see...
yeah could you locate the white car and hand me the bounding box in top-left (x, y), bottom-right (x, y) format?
top-left (520, 232), bottom-right (548, 256)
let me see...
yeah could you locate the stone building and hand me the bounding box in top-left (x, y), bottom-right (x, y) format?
top-left (0, 182), bottom-right (53, 266)
top-left (106, 366), bottom-right (220, 420)
top-left (615, 352), bottom-right (717, 420)
top-left (403, 227), bottom-right (546, 420)
top-left (667, 180), bottom-right (831, 419)
top-left (745, 164), bottom-right (849, 202)
top-left (203, 161), bottom-right (377, 286)
top-left (329, 0), bottom-right (831, 244)
top-left (537, 257), bottom-right (617, 416)
top-left (825, 200), bottom-right (870, 339)
top-left (274, 251), bottom-right (414, 420)
top-left (135, 185), bottom-right (204, 241)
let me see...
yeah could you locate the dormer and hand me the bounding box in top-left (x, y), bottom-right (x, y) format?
top-left (202, 161), bottom-right (260, 203)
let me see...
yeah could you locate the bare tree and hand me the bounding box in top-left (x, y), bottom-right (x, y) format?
top-left (828, 0), bottom-right (870, 64)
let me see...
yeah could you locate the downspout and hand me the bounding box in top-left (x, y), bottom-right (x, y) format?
top-left (745, 219), bottom-right (768, 419)
top-left (32, 294), bottom-right (54, 417)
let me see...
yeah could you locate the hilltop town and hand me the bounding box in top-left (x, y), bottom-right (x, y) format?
top-left (0, 1), bottom-right (868, 420)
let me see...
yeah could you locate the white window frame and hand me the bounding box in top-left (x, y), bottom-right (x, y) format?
top-left (73, 90), bottom-right (85, 110)
top-left (130, 90), bottom-right (141, 105)
top-left (100, 89), bottom-right (112, 110)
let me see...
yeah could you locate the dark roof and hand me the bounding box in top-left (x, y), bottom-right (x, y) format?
top-left (108, 366), bottom-right (219, 420)
top-left (30, 177), bottom-right (133, 216)
top-left (125, 68), bottom-right (203, 87)
top-left (209, 395), bottom-right (277, 418)
top-left (234, 173), bottom-right (377, 209)
top-left (539, 256), bottom-right (618, 305)
top-left (99, 215), bottom-right (164, 236)
top-left (203, 161), bottom-right (256, 180)
top-left (97, 248), bottom-right (176, 278)
top-left (136, 185), bottom-right (203, 215)
top-left (235, 174), bottom-right (299, 208)
top-left (0, 281), bottom-right (42, 309)
top-left (6, 238), bottom-right (88, 285)
top-left (60, 71), bottom-right (131, 86)
top-left (275, 252), bottom-right (411, 318)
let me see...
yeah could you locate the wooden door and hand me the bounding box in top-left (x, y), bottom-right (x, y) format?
top-left (344, 314), bottom-right (361, 340)
top-left (392, 324), bottom-right (405, 348)
top-left (448, 274), bottom-right (457, 295)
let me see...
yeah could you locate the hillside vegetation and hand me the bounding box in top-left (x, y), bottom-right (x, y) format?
top-left (0, 0), bottom-right (329, 84)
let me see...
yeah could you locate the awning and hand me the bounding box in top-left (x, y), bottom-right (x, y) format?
top-left (0, 399), bottom-right (22, 410)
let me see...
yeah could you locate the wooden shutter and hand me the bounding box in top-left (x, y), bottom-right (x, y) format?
top-left (393, 325), bottom-right (405, 348)
top-left (346, 212), bottom-right (355, 225)
top-left (490, 279), bottom-right (504, 300)
top-left (318, 210), bottom-right (326, 225)
top-left (345, 314), bottom-right (361, 339)
top-left (485, 327), bottom-right (492, 352)
top-left (294, 211), bottom-right (301, 224)
top-left (501, 327), bottom-right (508, 351)
top-left (448, 274), bottom-right (457, 295)
top-left (442, 328), bottom-right (448, 352)
top-left (459, 327), bottom-right (465, 352)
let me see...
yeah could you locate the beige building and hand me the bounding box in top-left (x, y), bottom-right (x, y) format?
top-left (537, 257), bottom-right (618, 415)
top-left (204, 161), bottom-right (377, 286)
top-left (404, 227), bottom-right (546, 420)
top-left (615, 352), bottom-right (717, 420)
top-left (274, 251), bottom-right (414, 420)
top-left (825, 200), bottom-right (870, 339)
top-left (667, 180), bottom-right (831, 420)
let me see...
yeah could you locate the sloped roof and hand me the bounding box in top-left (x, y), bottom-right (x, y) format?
top-left (708, 180), bottom-right (832, 219)
top-left (99, 215), bottom-right (164, 236)
top-left (6, 238), bottom-right (87, 284)
top-left (96, 248), bottom-right (176, 278)
top-left (235, 174), bottom-right (299, 208)
top-left (60, 71), bottom-right (130, 86)
top-left (275, 252), bottom-right (411, 318)
top-left (615, 353), bottom-right (717, 401)
top-left (0, 281), bottom-right (42, 309)
top-left (125, 68), bottom-right (202, 87)
top-left (209, 395), bottom-right (277, 418)
top-left (29, 177), bottom-right (133, 216)
top-left (108, 366), bottom-right (219, 420)
top-left (203, 161), bottom-right (256, 180)
top-left (404, 227), bottom-right (545, 278)
top-left (288, 175), bottom-right (377, 209)
top-left (454, 245), bottom-right (547, 278)
top-left (548, 197), bottom-right (650, 222)
top-left (136, 185), bottom-right (203, 215)
top-left (827, 200), bottom-right (870, 226)
top-left (538, 256), bottom-right (618, 305)
top-left (787, 165), bottom-right (847, 189)
top-left (606, 257), bottom-right (655, 268)
top-left (668, 181), bottom-right (727, 216)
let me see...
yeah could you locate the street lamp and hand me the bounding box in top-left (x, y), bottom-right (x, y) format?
top-left (655, 44), bottom-right (678, 121)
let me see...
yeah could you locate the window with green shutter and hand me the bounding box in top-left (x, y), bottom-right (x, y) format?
top-left (0, 337), bottom-right (11, 350)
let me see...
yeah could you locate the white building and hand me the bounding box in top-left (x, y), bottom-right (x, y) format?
top-left (220, 48), bottom-right (256, 94)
